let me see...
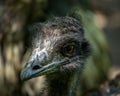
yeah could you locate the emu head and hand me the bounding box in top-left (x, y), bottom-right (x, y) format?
top-left (21, 16), bottom-right (90, 81)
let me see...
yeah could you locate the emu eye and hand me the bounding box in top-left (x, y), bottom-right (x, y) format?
top-left (61, 43), bottom-right (75, 56)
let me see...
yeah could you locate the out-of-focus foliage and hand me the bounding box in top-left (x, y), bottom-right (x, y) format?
top-left (77, 9), bottom-right (110, 91)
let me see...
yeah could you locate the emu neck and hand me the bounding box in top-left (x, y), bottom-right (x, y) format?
top-left (46, 70), bottom-right (81, 96)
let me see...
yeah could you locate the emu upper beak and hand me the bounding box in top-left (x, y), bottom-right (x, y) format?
top-left (20, 59), bottom-right (60, 81)
top-left (20, 58), bottom-right (70, 81)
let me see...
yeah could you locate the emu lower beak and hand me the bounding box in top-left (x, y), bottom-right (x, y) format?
top-left (20, 60), bottom-right (60, 81)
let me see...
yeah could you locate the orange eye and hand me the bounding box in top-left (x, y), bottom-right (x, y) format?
top-left (61, 43), bottom-right (75, 56)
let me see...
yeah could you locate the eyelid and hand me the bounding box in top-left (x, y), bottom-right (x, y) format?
top-left (63, 42), bottom-right (75, 47)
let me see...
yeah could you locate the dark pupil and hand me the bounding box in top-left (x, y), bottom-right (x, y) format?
top-left (64, 45), bottom-right (74, 54)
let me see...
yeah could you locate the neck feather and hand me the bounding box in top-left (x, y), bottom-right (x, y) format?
top-left (46, 70), bottom-right (81, 96)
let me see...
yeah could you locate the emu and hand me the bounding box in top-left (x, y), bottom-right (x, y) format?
top-left (21, 16), bottom-right (90, 96)
top-left (21, 15), bottom-right (110, 96)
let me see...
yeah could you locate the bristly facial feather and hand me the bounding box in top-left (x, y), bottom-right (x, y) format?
top-left (21, 16), bottom-right (91, 81)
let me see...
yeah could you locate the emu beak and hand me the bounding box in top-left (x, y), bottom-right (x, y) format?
top-left (21, 58), bottom-right (70, 81)
top-left (20, 59), bottom-right (59, 81)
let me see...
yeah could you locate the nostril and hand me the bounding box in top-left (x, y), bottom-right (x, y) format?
top-left (32, 65), bottom-right (41, 70)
